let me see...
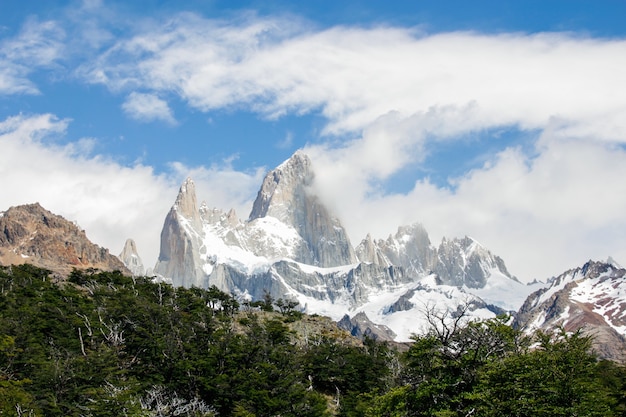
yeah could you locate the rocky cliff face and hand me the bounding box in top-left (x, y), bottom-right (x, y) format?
top-left (435, 236), bottom-right (514, 288)
top-left (155, 153), bottom-right (361, 289)
top-left (513, 260), bottom-right (626, 361)
top-left (357, 224), bottom-right (435, 274)
top-left (0, 203), bottom-right (129, 276)
top-left (154, 178), bottom-right (207, 288)
top-left (338, 312), bottom-right (397, 341)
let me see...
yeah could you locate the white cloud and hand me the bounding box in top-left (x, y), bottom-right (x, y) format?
top-left (122, 92), bottom-right (176, 124)
top-left (74, 14), bottom-right (626, 280)
top-left (307, 137), bottom-right (626, 281)
top-left (81, 17), bottom-right (626, 141)
top-left (276, 131), bottom-right (294, 149)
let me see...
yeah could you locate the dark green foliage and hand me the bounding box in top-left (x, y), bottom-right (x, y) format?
top-left (301, 335), bottom-right (393, 416)
top-left (472, 330), bottom-right (617, 416)
top-left (1, 264), bottom-right (625, 416)
top-left (1, 265), bottom-right (379, 416)
top-left (364, 313), bottom-right (626, 417)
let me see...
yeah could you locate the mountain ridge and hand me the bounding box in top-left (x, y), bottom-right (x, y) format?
top-left (152, 151), bottom-right (528, 341)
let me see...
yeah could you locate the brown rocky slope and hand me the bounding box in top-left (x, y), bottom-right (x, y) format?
top-left (0, 203), bottom-right (129, 276)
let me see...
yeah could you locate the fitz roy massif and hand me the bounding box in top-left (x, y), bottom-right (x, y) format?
top-left (1, 151), bottom-right (625, 359)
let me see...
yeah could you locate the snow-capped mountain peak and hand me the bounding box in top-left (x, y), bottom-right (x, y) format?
top-left (514, 260), bottom-right (626, 361)
top-left (153, 150), bottom-right (529, 343)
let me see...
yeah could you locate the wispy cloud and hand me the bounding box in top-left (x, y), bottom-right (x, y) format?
top-left (307, 137), bottom-right (626, 280)
top-left (276, 131), bottom-right (294, 149)
top-left (122, 92), bottom-right (176, 125)
top-left (80, 16), bottom-right (626, 143)
top-left (0, 18), bottom-right (65, 95)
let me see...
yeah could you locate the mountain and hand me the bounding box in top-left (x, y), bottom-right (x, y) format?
top-left (513, 260), bottom-right (626, 361)
top-left (154, 178), bottom-right (206, 287)
top-left (248, 151), bottom-right (357, 267)
top-left (119, 238), bottom-right (145, 276)
top-left (153, 151), bottom-right (528, 341)
top-left (0, 203), bottom-right (129, 276)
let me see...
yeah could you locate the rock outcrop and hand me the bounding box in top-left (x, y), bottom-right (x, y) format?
top-left (338, 312), bottom-right (397, 341)
top-left (356, 225), bottom-right (513, 288)
top-left (435, 236), bottom-right (514, 288)
top-left (154, 178), bottom-right (206, 288)
top-left (0, 203), bottom-right (129, 276)
top-left (119, 238), bottom-right (145, 276)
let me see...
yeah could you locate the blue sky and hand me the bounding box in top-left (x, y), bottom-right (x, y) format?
top-left (1, 0), bottom-right (626, 281)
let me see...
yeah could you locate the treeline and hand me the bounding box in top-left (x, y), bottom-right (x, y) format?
top-left (0, 264), bottom-right (625, 416)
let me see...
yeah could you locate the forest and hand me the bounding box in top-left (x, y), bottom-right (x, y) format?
top-left (1, 264), bottom-right (625, 416)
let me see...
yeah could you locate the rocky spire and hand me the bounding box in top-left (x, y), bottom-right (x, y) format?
top-left (435, 236), bottom-right (513, 288)
top-left (249, 151), bottom-right (357, 267)
top-left (380, 224), bottom-right (436, 275)
top-left (355, 234), bottom-right (391, 266)
top-left (119, 238), bottom-right (145, 276)
top-left (249, 151), bottom-right (312, 224)
top-left (174, 177), bottom-right (202, 230)
top-left (154, 178), bottom-right (205, 287)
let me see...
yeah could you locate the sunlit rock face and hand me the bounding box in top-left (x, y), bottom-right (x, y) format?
top-left (154, 178), bottom-right (206, 288)
top-left (356, 224), bottom-right (513, 289)
top-left (435, 236), bottom-right (514, 289)
top-left (119, 238), bottom-right (145, 276)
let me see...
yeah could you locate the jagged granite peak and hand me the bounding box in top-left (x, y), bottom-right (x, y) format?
top-left (607, 256), bottom-right (623, 269)
top-left (514, 260), bottom-right (626, 361)
top-left (153, 151), bottom-right (527, 342)
top-left (174, 177), bottom-right (202, 230)
top-left (119, 238), bottom-right (145, 276)
top-left (355, 233), bottom-right (391, 267)
top-left (154, 183), bottom-right (205, 288)
top-left (377, 223), bottom-right (436, 275)
top-left (249, 150), bottom-right (312, 222)
top-left (356, 224), bottom-right (513, 289)
top-left (0, 203), bottom-right (130, 276)
top-left (435, 236), bottom-right (513, 288)
top-left (248, 151), bottom-right (357, 267)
